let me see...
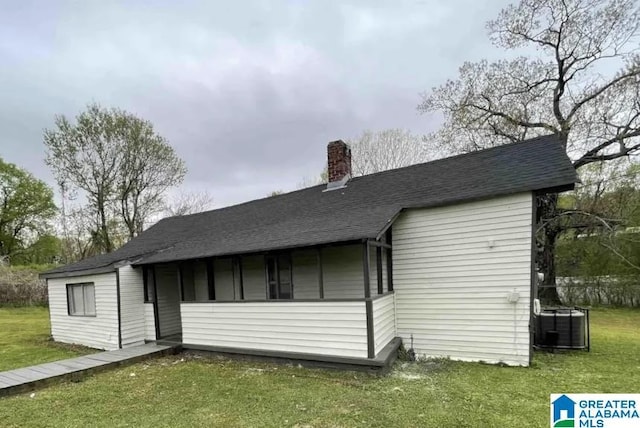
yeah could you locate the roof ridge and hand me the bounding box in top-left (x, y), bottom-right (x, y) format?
top-left (164, 134), bottom-right (562, 219)
top-left (349, 133), bottom-right (560, 183)
top-left (161, 182), bottom-right (327, 221)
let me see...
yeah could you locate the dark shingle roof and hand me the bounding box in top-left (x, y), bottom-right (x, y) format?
top-left (44, 134), bottom-right (577, 275)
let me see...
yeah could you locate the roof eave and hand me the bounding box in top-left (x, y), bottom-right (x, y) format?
top-left (131, 237), bottom-right (373, 267)
top-left (40, 265), bottom-right (118, 280)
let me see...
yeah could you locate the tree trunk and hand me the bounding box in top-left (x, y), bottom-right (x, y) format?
top-left (536, 194), bottom-right (563, 306)
top-left (98, 197), bottom-right (112, 253)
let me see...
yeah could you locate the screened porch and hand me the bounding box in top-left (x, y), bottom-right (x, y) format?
top-left (141, 237), bottom-right (397, 360)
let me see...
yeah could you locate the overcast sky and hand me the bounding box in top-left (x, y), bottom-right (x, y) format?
top-left (0, 0), bottom-right (513, 208)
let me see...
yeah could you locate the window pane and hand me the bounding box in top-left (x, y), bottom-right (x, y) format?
top-left (72, 285), bottom-right (84, 315)
top-left (279, 281), bottom-right (292, 299)
top-left (83, 284), bottom-right (96, 315)
top-left (67, 286), bottom-right (76, 315)
top-left (267, 258), bottom-right (277, 299)
top-left (267, 258), bottom-right (276, 283)
top-left (278, 255), bottom-right (292, 299)
top-left (67, 283), bottom-right (95, 316)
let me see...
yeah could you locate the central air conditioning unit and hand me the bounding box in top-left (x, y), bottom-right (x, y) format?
top-left (533, 307), bottom-right (590, 351)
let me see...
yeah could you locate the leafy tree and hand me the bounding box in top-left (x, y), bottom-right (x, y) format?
top-left (44, 104), bottom-right (186, 253)
top-left (12, 234), bottom-right (62, 265)
top-left (0, 158), bottom-right (57, 261)
top-left (420, 0), bottom-right (640, 303)
top-left (556, 163), bottom-right (640, 306)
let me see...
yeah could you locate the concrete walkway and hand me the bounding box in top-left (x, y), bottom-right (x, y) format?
top-left (0, 343), bottom-right (178, 398)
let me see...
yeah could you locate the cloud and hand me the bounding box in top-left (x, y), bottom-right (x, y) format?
top-left (0, 0), bottom-right (511, 208)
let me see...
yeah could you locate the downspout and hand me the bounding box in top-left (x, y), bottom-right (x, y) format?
top-left (152, 265), bottom-right (161, 341)
top-left (529, 192), bottom-right (538, 366)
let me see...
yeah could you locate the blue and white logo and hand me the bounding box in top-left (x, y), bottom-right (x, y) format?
top-left (552, 395), bottom-right (577, 427)
top-left (550, 394), bottom-right (640, 428)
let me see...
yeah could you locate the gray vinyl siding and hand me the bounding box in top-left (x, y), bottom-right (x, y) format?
top-left (181, 301), bottom-right (368, 358)
top-left (322, 244), bottom-right (367, 298)
top-left (372, 293), bottom-right (396, 355)
top-left (214, 258), bottom-right (235, 300)
top-left (193, 261), bottom-right (208, 301)
top-left (154, 264), bottom-right (182, 337)
top-left (292, 245), bottom-right (387, 299)
top-left (242, 255), bottom-right (266, 299)
top-left (292, 249), bottom-right (319, 298)
top-left (393, 192), bottom-right (533, 366)
top-left (118, 265), bottom-right (145, 348)
top-left (144, 303), bottom-right (156, 341)
top-left (47, 272), bottom-right (119, 350)
top-left (193, 246), bottom-right (372, 301)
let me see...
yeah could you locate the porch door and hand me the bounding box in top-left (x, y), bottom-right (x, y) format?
top-left (154, 264), bottom-right (182, 339)
top-left (266, 255), bottom-right (292, 299)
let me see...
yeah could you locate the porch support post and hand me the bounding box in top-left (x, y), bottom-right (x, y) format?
top-left (376, 246), bottom-right (383, 295)
top-left (152, 265), bottom-right (161, 340)
top-left (178, 263), bottom-right (184, 301)
top-left (264, 255), bottom-right (269, 300)
top-left (142, 266), bottom-right (149, 301)
top-left (206, 258), bottom-right (215, 301)
top-left (231, 258), bottom-right (237, 301)
top-left (386, 229), bottom-right (393, 292)
top-left (317, 247), bottom-right (324, 299)
top-left (362, 240), bottom-right (371, 298)
top-left (365, 298), bottom-right (375, 358)
top-left (238, 256), bottom-right (244, 300)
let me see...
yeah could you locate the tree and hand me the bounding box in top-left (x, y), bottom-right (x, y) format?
top-left (13, 234), bottom-right (62, 265)
top-left (298, 129), bottom-right (429, 189)
top-left (59, 205), bottom-right (102, 263)
top-left (118, 123), bottom-right (187, 237)
top-left (0, 158), bottom-right (57, 261)
top-left (347, 129), bottom-right (431, 176)
top-left (419, 0), bottom-right (640, 303)
top-left (297, 169), bottom-right (327, 188)
top-left (163, 190), bottom-right (215, 217)
top-left (44, 104), bottom-right (186, 253)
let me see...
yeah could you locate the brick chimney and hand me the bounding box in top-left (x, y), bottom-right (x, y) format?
top-left (327, 140), bottom-right (352, 185)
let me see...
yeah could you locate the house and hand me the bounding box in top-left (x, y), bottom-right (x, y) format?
top-left (42, 135), bottom-right (577, 368)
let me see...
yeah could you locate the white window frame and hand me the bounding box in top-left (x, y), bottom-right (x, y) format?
top-left (66, 283), bottom-right (96, 317)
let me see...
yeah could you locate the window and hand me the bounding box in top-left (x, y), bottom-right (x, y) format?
top-left (266, 255), bottom-right (292, 299)
top-left (66, 283), bottom-right (96, 316)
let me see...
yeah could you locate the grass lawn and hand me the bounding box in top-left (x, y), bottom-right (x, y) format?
top-left (0, 307), bottom-right (93, 372)
top-left (0, 308), bottom-right (638, 427)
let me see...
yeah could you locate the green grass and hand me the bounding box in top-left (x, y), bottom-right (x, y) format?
top-left (0, 307), bottom-right (93, 371)
top-left (0, 307), bottom-right (638, 427)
